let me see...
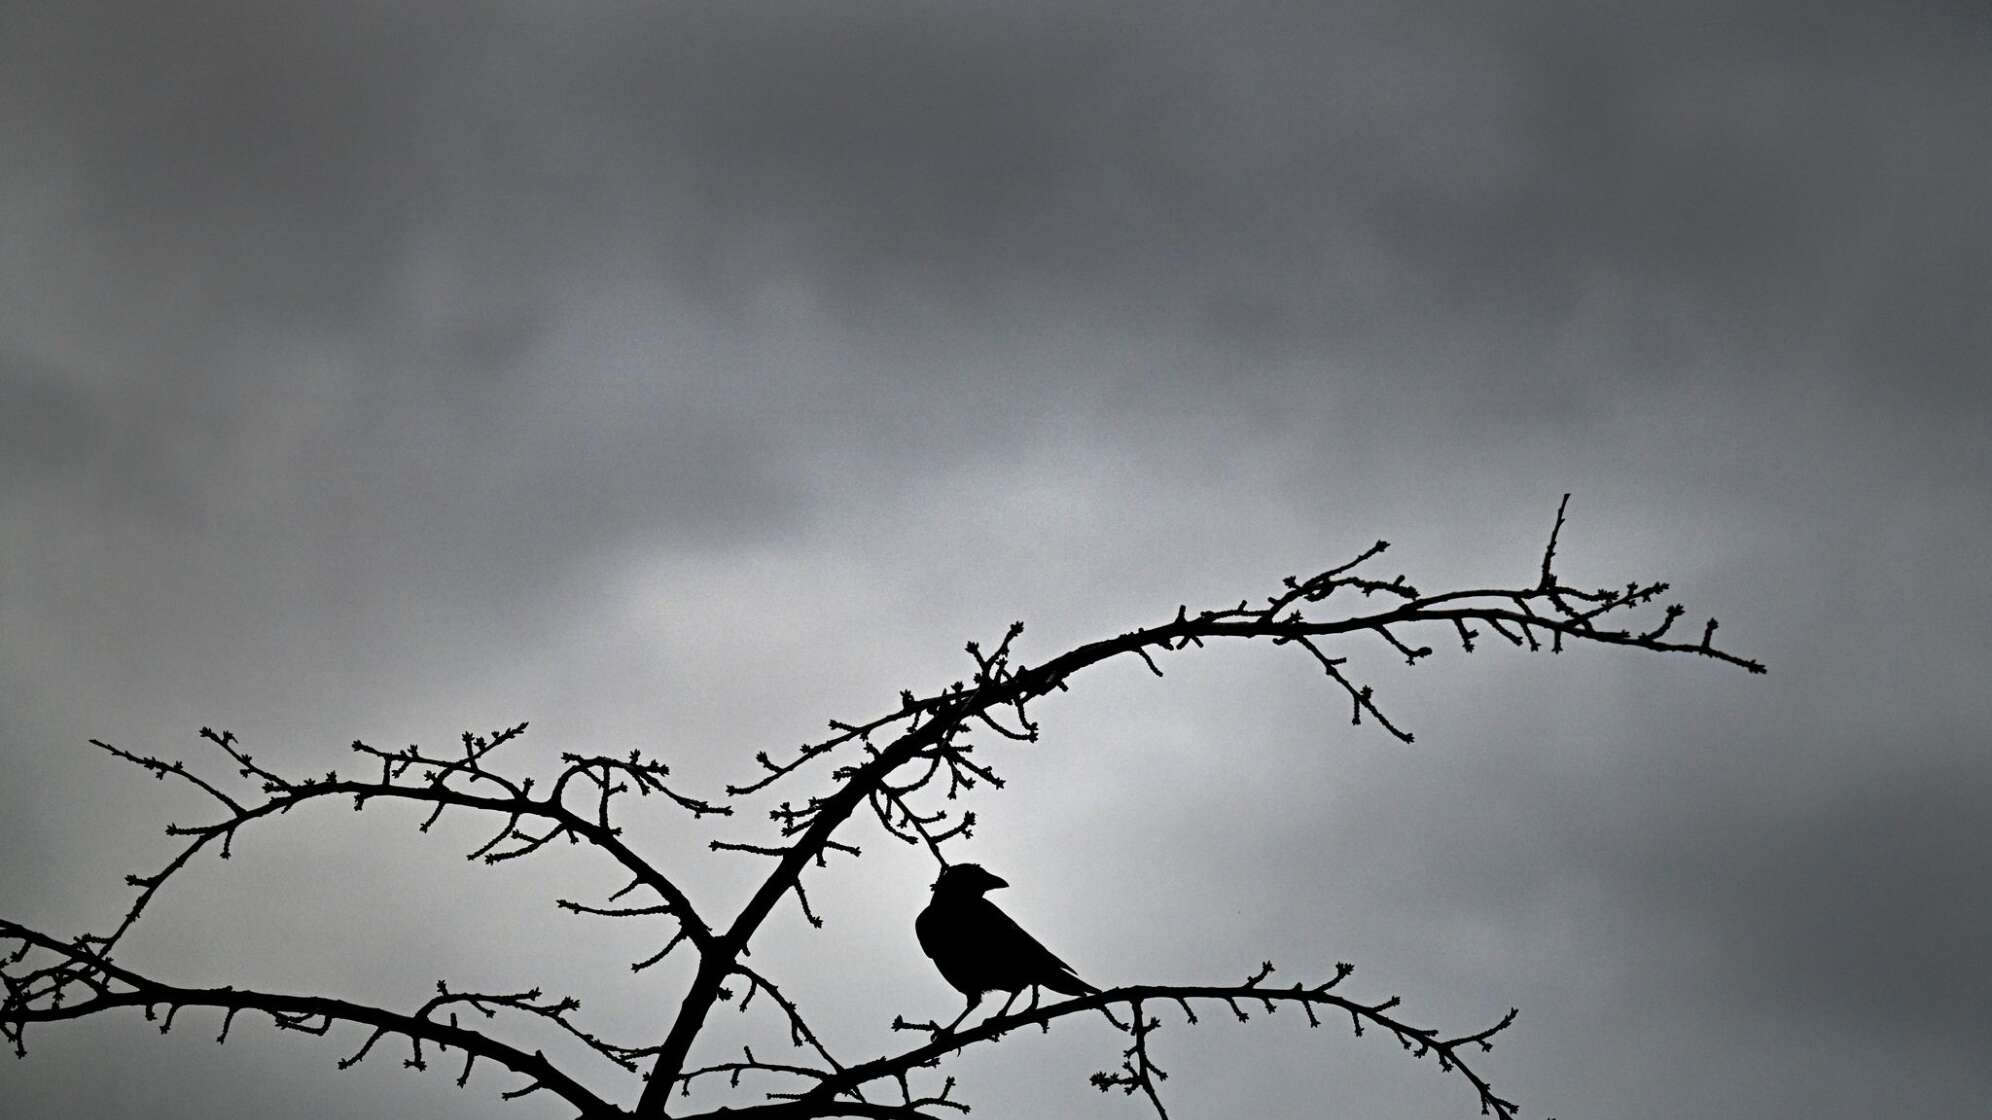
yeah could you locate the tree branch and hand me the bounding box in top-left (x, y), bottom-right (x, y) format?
top-left (0, 920), bottom-right (617, 1117)
top-left (804, 964), bottom-right (1517, 1120)
top-left (7, 501), bottom-right (1763, 1120)
top-left (80, 728), bottom-right (717, 964)
top-left (635, 500), bottom-right (1760, 1116)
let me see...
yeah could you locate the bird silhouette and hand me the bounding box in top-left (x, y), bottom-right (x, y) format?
top-left (916, 863), bottom-right (1095, 1034)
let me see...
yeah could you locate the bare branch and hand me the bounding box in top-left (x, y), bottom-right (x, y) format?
top-left (75, 728), bottom-right (719, 963)
top-left (636, 501), bottom-right (1762, 1115)
top-left (8, 501), bottom-right (1762, 1120)
top-left (0, 920), bottom-right (616, 1118)
top-left (806, 964), bottom-right (1520, 1120)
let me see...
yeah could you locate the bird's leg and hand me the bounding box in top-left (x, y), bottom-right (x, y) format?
top-left (986, 988), bottom-right (1025, 1038)
top-left (938, 993), bottom-right (982, 1038)
top-left (1026, 984), bottom-right (1050, 1032)
top-left (992, 987), bottom-right (1022, 1022)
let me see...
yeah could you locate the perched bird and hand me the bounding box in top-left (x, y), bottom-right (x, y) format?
top-left (916, 863), bottom-right (1095, 1034)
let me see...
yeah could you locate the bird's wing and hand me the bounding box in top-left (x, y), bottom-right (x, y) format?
top-left (970, 897), bottom-right (1093, 993)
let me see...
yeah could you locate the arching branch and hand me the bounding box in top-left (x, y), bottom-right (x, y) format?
top-left (0, 920), bottom-right (617, 1117)
top-left (632, 498), bottom-right (1762, 1115)
top-left (3, 500), bottom-right (1764, 1120)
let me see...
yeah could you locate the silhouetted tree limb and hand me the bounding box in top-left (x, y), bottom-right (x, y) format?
top-left (845, 962), bottom-right (1520, 1120)
top-left (1, 498), bottom-right (1763, 1119)
top-left (0, 918), bottom-right (615, 1116)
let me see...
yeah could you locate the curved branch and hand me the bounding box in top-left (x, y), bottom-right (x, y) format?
top-left (0, 920), bottom-right (618, 1118)
top-left (82, 754), bottom-right (715, 957)
top-left (12, 501), bottom-right (1763, 1120)
top-left (638, 502), bottom-right (1762, 1115)
top-left (680, 1105), bottom-right (951, 1120)
top-left (790, 966), bottom-right (1517, 1120)
top-left (728, 962), bottom-right (852, 1082)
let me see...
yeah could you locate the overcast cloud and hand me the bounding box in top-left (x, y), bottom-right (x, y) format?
top-left (3, 3), bottom-right (1988, 1118)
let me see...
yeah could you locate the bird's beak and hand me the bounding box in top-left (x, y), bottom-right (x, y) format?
top-left (986, 874), bottom-right (1009, 890)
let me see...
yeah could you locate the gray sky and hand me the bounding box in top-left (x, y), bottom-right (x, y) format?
top-left (3, 2), bottom-right (1988, 1117)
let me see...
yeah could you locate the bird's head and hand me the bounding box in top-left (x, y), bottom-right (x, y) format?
top-left (931, 863), bottom-right (1008, 897)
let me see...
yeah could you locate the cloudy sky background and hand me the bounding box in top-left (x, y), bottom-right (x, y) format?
top-left (3, 2), bottom-right (1988, 1117)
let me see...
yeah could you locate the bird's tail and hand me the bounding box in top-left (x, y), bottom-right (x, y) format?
top-left (1044, 969), bottom-right (1096, 997)
top-left (1050, 972), bottom-right (1126, 1030)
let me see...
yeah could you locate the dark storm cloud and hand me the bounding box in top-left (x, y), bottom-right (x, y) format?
top-left (0, 350), bottom-right (217, 520)
top-left (8, 2), bottom-right (1133, 326)
top-left (1, 352), bottom-right (103, 480)
top-left (1659, 756), bottom-right (1991, 1038)
top-left (10, 0), bottom-right (1985, 407)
